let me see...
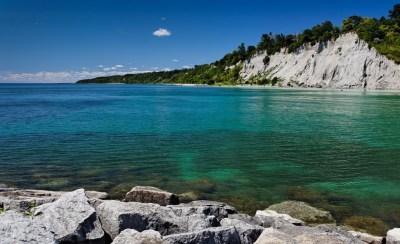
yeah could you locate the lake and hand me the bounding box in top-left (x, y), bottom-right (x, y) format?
top-left (1, 84), bottom-right (400, 228)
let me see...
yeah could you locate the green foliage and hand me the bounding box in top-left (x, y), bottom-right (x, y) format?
top-left (390, 3), bottom-right (400, 21)
top-left (78, 3), bottom-right (400, 84)
top-left (263, 56), bottom-right (270, 65)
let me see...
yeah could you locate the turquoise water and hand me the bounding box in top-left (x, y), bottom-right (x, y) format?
top-left (1, 84), bottom-right (400, 227)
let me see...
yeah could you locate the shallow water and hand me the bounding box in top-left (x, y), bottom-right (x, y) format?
top-left (1, 84), bottom-right (400, 227)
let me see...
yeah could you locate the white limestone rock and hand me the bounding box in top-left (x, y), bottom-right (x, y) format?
top-left (387, 228), bottom-right (400, 244)
top-left (240, 32), bottom-right (400, 90)
top-left (0, 210), bottom-right (56, 244)
top-left (32, 189), bottom-right (104, 243)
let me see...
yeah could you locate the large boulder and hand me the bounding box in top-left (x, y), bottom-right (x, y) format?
top-left (387, 228), bottom-right (400, 244)
top-left (255, 210), bottom-right (305, 227)
top-left (0, 210), bottom-right (56, 244)
top-left (96, 200), bottom-right (182, 239)
top-left (162, 226), bottom-right (241, 244)
top-left (220, 218), bottom-right (264, 244)
top-left (124, 186), bottom-right (179, 206)
top-left (32, 189), bottom-right (104, 243)
top-left (267, 201), bottom-right (335, 225)
top-left (168, 200), bottom-right (237, 221)
top-left (112, 229), bottom-right (163, 244)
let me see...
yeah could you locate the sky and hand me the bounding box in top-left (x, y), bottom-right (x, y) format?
top-left (0, 0), bottom-right (398, 83)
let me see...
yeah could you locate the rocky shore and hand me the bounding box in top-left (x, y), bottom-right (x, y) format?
top-left (0, 184), bottom-right (398, 244)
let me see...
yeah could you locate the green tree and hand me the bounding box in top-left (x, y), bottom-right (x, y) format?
top-left (389, 4), bottom-right (400, 20)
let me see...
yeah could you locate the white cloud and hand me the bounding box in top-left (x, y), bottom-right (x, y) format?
top-left (163, 68), bottom-right (172, 71)
top-left (153, 28), bottom-right (171, 37)
top-left (0, 69), bottom-right (156, 83)
top-left (97, 65), bottom-right (104, 68)
top-left (172, 59), bottom-right (179, 62)
top-left (182, 65), bottom-right (192, 69)
top-left (115, 64), bottom-right (124, 68)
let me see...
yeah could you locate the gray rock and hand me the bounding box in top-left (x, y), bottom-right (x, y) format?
top-left (0, 189), bottom-right (108, 213)
top-left (256, 224), bottom-right (364, 244)
top-left (254, 228), bottom-right (295, 244)
top-left (112, 229), bottom-right (163, 244)
top-left (267, 201), bottom-right (335, 225)
top-left (349, 230), bottom-right (384, 244)
top-left (0, 189), bottom-right (63, 212)
top-left (0, 210), bottom-right (56, 244)
top-left (255, 210), bottom-right (305, 228)
top-left (124, 186), bottom-right (179, 206)
top-left (220, 218), bottom-right (264, 244)
top-left (32, 189), bottom-right (104, 243)
top-left (88, 198), bottom-right (106, 209)
top-left (0, 189), bottom-right (64, 198)
top-left (85, 190), bottom-right (109, 200)
top-left (162, 226), bottom-right (241, 244)
top-left (387, 228), bottom-right (400, 244)
top-left (187, 214), bottom-right (218, 232)
top-left (0, 183), bottom-right (8, 188)
top-left (168, 200), bottom-right (237, 221)
top-left (96, 200), bottom-right (182, 239)
top-left (228, 213), bottom-right (263, 226)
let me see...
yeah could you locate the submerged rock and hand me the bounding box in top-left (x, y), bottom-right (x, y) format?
top-left (267, 200), bottom-right (335, 225)
top-left (32, 189), bottom-right (104, 243)
top-left (124, 186), bottom-right (179, 206)
top-left (343, 215), bottom-right (389, 236)
top-left (0, 210), bottom-right (56, 244)
top-left (112, 229), bottom-right (163, 244)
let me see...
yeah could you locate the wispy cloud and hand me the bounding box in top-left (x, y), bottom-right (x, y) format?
top-left (182, 65), bottom-right (192, 69)
top-left (115, 64), bottom-right (124, 68)
top-left (0, 69), bottom-right (155, 83)
top-left (163, 68), bottom-right (172, 71)
top-left (153, 28), bottom-right (171, 37)
top-left (172, 59), bottom-right (179, 62)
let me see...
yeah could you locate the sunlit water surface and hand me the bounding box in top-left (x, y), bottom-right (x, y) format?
top-left (1, 84), bottom-right (400, 228)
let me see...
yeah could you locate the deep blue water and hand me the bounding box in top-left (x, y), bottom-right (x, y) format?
top-left (1, 84), bottom-right (400, 227)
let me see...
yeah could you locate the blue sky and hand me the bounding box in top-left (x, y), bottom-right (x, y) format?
top-left (0, 0), bottom-right (398, 83)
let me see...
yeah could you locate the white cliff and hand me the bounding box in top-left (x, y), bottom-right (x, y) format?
top-left (240, 32), bottom-right (400, 90)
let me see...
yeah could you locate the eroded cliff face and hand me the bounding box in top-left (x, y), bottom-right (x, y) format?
top-left (240, 32), bottom-right (400, 90)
